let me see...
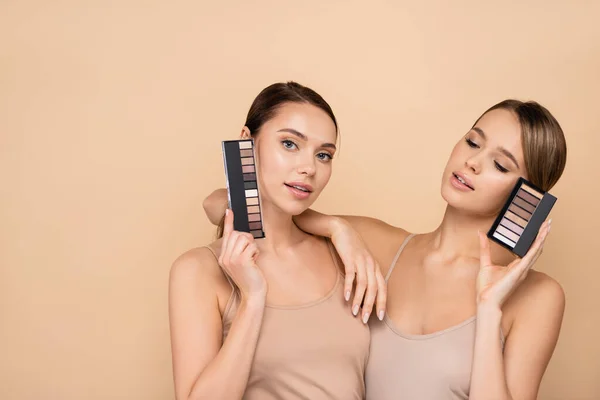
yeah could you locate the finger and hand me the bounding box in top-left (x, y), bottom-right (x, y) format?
top-left (478, 230), bottom-right (492, 268)
top-left (222, 231), bottom-right (239, 268)
top-left (222, 208), bottom-right (234, 239)
top-left (375, 267), bottom-right (387, 321)
top-left (231, 233), bottom-right (251, 263)
top-left (361, 260), bottom-right (378, 323)
top-left (352, 263), bottom-right (367, 317)
top-left (343, 263), bottom-right (356, 302)
top-left (242, 242), bottom-right (259, 262)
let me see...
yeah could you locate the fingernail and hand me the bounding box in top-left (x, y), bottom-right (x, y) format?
top-left (378, 310), bottom-right (385, 321)
top-left (345, 291), bottom-right (350, 301)
top-left (225, 209), bottom-right (229, 216)
top-left (352, 305), bottom-right (359, 316)
top-left (362, 313), bottom-right (370, 324)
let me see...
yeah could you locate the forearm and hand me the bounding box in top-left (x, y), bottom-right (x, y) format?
top-left (187, 297), bottom-right (266, 399)
top-left (203, 188), bottom-right (228, 225)
top-left (470, 306), bottom-right (512, 400)
top-left (293, 208), bottom-right (347, 238)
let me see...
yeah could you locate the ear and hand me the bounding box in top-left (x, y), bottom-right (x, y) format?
top-left (240, 126), bottom-right (251, 139)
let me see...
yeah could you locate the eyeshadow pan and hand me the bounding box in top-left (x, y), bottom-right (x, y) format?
top-left (243, 173), bottom-right (256, 181)
top-left (247, 205), bottom-right (260, 213)
top-left (241, 157), bottom-right (254, 165)
top-left (246, 197), bottom-right (259, 205)
top-left (493, 231), bottom-right (516, 247)
top-left (505, 210), bottom-right (527, 227)
top-left (240, 149), bottom-right (253, 157)
top-left (521, 184), bottom-right (543, 199)
top-left (509, 204), bottom-right (531, 220)
top-left (239, 141), bottom-right (252, 149)
top-left (248, 214), bottom-right (261, 222)
top-left (245, 189), bottom-right (258, 197)
top-left (513, 196), bottom-right (537, 213)
top-left (242, 165), bottom-right (255, 173)
top-left (244, 181), bottom-right (257, 190)
top-left (251, 230), bottom-right (264, 238)
top-left (496, 225), bottom-right (520, 242)
top-left (500, 217), bottom-right (524, 235)
top-left (517, 189), bottom-right (540, 206)
top-left (249, 221), bottom-right (262, 229)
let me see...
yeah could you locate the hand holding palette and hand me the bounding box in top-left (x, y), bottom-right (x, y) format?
top-left (487, 177), bottom-right (556, 258)
top-left (221, 139), bottom-right (265, 239)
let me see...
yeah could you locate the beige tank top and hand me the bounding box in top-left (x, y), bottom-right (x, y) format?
top-left (365, 234), bottom-right (505, 400)
top-left (207, 239), bottom-right (370, 400)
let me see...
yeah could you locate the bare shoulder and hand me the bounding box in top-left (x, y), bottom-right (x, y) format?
top-left (338, 215), bottom-right (412, 271)
top-left (169, 239), bottom-right (230, 296)
top-left (505, 269), bottom-right (566, 331)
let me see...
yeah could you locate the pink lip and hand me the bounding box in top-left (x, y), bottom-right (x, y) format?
top-left (451, 172), bottom-right (475, 191)
top-left (284, 182), bottom-right (313, 200)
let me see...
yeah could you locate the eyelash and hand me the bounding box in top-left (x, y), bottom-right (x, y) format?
top-left (465, 138), bottom-right (508, 173)
top-left (281, 139), bottom-right (333, 161)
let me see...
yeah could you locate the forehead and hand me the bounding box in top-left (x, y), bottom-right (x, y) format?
top-left (261, 102), bottom-right (337, 143)
top-left (474, 108), bottom-right (524, 160)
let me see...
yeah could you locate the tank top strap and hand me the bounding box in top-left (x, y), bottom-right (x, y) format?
top-left (385, 233), bottom-right (416, 282)
top-left (201, 245), bottom-right (239, 319)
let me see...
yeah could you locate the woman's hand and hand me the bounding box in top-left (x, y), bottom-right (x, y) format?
top-left (219, 209), bottom-right (267, 301)
top-left (476, 219), bottom-right (551, 309)
top-left (330, 218), bottom-right (387, 323)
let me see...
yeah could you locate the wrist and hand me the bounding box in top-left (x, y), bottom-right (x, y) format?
top-left (240, 293), bottom-right (267, 310)
top-left (477, 303), bottom-right (503, 323)
top-left (330, 216), bottom-right (350, 239)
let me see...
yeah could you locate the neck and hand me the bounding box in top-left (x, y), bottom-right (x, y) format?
top-left (257, 202), bottom-right (305, 252)
top-left (426, 205), bottom-right (509, 262)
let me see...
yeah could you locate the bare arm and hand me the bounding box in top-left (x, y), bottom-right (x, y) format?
top-left (203, 188), bottom-right (228, 225)
top-left (169, 211), bottom-right (267, 399)
top-left (470, 276), bottom-right (565, 400)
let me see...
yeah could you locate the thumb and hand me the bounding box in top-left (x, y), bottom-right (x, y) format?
top-left (223, 209), bottom-right (234, 238)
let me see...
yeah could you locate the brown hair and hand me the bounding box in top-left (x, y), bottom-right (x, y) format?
top-left (474, 99), bottom-right (567, 191)
top-left (216, 81), bottom-right (338, 238)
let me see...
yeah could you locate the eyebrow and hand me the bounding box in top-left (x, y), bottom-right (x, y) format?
top-left (277, 128), bottom-right (337, 150)
top-left (471, 127), bottom-right (520, 169)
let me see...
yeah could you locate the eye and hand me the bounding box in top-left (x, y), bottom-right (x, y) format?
top-left (281, 139), bottom-right (297, 150)
top-left (316, 152), bottom-right (333, 162)
top-left (465, 138), bottom-right (479, 148)
top-left (494, 161), bottom-right (509, 173)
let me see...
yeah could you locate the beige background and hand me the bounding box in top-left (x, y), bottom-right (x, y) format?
top-left (2, 1), bottom-right (599, 399)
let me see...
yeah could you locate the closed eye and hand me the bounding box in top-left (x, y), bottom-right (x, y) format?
top-left (466, 138), bottom-right (479, 148)
top-left (494, 161), bottom-right (509, 173)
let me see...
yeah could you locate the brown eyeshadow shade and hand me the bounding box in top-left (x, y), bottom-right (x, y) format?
top-left (505, 210), bottom-right (528, 227)
top-left (247, 205), bottom-right (260, 213)
top-left (501, 217), bottom-right (524, 235)
top-left (242, 165), bottom-right (255, 173)
top-left (243, 173), bottom-right (256, 181)
top-left (513, 196), bottom-right (537, 213)
top-left (496, 225), bottom-right (520, 242)
top-left (251, 230), bottom-right (263, 238)
top-left (248, 214), bottom-right (261, 222)
top-left (517, 189), bottom-right (540, 206)
top-left (509, 204), bottom-right (531, 220)
top-left (240, 149), bottom-right (253, 157)
top-left (246, 197), bottom-right (259, 205)
top-left (241, 157), bottom-right (254, 165)
top-left (249, 222), bottom-right (262, 230)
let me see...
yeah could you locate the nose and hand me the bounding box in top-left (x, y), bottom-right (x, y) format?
top-left (465, 155), bottom-right (481, 174)
top-left (297, 155), bottom-right (316, 177)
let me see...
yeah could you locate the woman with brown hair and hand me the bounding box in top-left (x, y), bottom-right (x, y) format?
top-left (168, 81), bottom-right (385, 400)
top-left (204, 99), bottom-right (567, 399)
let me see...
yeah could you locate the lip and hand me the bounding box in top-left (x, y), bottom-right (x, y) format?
top-left (284, 181), bottom-right (313, 200)
top-left (451, 171), bottom-right (475, 191)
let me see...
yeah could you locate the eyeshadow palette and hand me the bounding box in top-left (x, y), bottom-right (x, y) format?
top-left (487, 177), bottom-right (556, 257)
top-left (221, 139), bottom-right (265, 238)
